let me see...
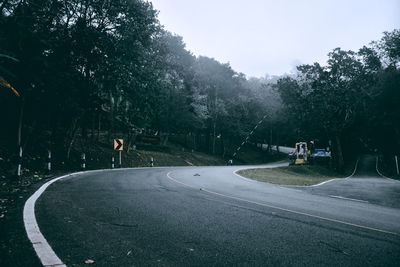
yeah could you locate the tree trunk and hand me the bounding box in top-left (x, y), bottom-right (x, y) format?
top-left (17, 97), bottom-right (24, 148)
top-left (22, 121), bottom-right (36, 151)
top-left (65, 117), bottom-right (81, 160)
top-left (162, 133), bottom-right (169, 145)
top-left (334, 135), bottom-right (345, 172)
top-left (276, 130), bottom-right (280, 153)
top-left (221, 136), bottom-right (225, 158)
top-left (91, 110), bottom-right (95, 142)
top-left (212, 121), bottom-right (216, 154)
top-left (126, 131), bottom-right (133, 154)
top-left (108, 91), bottom-right (114, 142)
top-left (97, 113), bottom-right (101, 141)
top-left (269, 128), bottom-right (273, 153)
top-left (192, 132), bottom-right (196, 150)
top-left (81, 125), bottom-right (88, 151)
top-left (66, 127), bottom-right (79, 160)
top-left (205, 131), bottom-right (210, 153)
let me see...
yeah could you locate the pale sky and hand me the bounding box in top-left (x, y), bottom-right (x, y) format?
top-left (149, 0), bottom-right (399, 78)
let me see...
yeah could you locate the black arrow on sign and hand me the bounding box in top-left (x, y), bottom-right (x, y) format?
top-left (115, 139), bottom-right (123, 150)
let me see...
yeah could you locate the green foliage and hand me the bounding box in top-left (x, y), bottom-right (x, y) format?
top-left (275, 30), bottom-right (400, 170)
top-left (0, 0), bottom-right (278, 159)
top-left (2, 0), bottom-right (397, 167)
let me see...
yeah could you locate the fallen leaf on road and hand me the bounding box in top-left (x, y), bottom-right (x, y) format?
top-left (127, 250), bottom-right (132, 256)
top-left (85, 259), bottom-right (94, 264)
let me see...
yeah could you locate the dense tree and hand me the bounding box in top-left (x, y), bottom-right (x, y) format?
top-left (276, 30), bottom-right (400, 171)
top-left (1, 1), bottom-right (398, 172)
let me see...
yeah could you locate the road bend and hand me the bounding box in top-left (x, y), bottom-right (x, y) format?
top-left (34, 162), bottom-right (400, 266)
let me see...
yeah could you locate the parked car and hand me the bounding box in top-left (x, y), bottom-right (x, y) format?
top-left (312, 149), bottom-right (331, 158)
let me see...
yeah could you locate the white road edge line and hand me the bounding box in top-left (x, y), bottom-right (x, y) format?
top-left (310, 158), bottom-right (360, 187)
top-left (232, 159), bottom-right (360, 187)
top-left (328, 195), bottom-right (369, 203)
top-left (166, 171), bottom-right (399, 237)
top-left (24, 173), bottom-right (72, 267)
top-left (232, 170), bottom-right (256, 182)
top-left (23, 166), bottom-right (178, 266)
top-left (375, 157), bottom-right (395, 180)
top-left (232, 162), bottom-right (290, 183)
top-left (376, 156), bottom-right (386, 178)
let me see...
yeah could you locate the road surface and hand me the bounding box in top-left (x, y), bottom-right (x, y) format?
top-left (298, 155), bottom-right (400, 209)
top-left (32, 160), bottom-right (400, 266)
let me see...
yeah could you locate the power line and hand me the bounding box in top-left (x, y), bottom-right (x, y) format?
top-left (232, 114), bottom-right (268, 158)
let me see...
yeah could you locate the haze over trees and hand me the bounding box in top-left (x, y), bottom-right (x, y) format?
top-left (0, 0), bottom-right (399, 172)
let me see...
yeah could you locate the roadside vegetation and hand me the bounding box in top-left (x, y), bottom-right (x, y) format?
top-left (0, 134), bottom-right (282, 266)
top-left (0, 1), bottom-right (398, 265)
top-left (377, 156), bottom-right (400, 179)
top-left (237, 165), bottom-right (350, 186)
top-left (1, 1), bottom-right (399, 180)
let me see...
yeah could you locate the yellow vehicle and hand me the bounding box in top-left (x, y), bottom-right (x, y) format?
top-left (295, 142), bottom-right (310, 165)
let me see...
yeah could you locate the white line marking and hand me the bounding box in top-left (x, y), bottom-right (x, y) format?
top-left (375, 157), bottom-right (396, 180)
top-left (166, 171), bottom-right (399, 237)
top-left (231, 159), bottom-right (359, 188)
top-left (24, 166), bottom-right (182, 266)
top-left (24, 174), bottom-right (72, 267)
top-left (329, 195), bottom-right (369, 203)
top-left (349, 158), bottom-right (360, 177)
top-left (376, 157), bottom-right (386, 178)
top-left (232, 169), bottom-right (257, 182)
top-left (232, 162), bottom-right (290, 183)
top-left (309, 158), bottom-right (360, 187)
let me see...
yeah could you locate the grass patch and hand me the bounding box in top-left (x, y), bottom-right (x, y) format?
top-left (237, 165), bottom-right (347, 186)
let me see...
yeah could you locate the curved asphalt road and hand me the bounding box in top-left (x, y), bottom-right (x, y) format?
top-left (34, 160), bottom-right (400, 266)
top-left (299, 155), bottom-right (400, 209)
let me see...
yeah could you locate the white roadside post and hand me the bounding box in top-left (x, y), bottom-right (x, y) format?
top-left (111, 156), bottom-right (115, 169)
top-left (395, 155), bottom-right (399, 175)
top-left (17, 146), bottom-right (22, 177)
top-left (47, 150), bottom-right (51, 173)
top-left (114, 139), bottom-right (123, 168)
top-left (81, 153), bottom-right (86, 170)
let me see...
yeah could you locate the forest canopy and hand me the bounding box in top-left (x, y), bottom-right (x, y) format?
top-left (0, 0), bottom-right (399, 171)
